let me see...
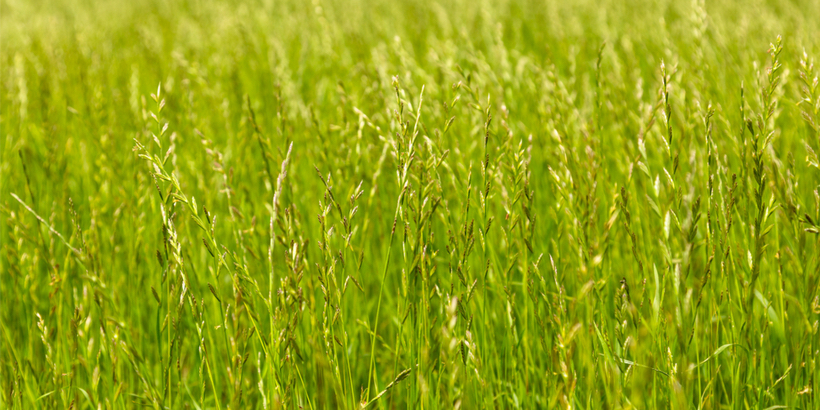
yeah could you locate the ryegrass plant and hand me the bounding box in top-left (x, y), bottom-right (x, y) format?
top-left (2, 0), bottom-right (820, 408)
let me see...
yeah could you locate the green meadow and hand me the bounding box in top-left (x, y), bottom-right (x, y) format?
top-left (1, 0), bottom-right (819, 408)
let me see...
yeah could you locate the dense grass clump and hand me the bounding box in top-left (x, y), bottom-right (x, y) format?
top-left (2, 0), bottom-right (820, 408)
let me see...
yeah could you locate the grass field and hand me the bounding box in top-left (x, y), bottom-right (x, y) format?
top-left (2, 0), bottom-right (820, 408)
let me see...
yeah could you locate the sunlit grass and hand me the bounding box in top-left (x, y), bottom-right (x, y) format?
top-left (1, 0), bottom-right (819, 408)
